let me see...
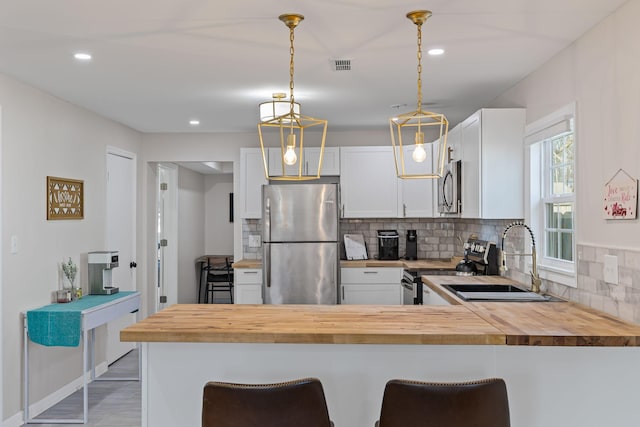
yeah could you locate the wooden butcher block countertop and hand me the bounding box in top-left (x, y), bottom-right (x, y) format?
top-left (120, 273), bottom-right (640, 347)
top-left (232, 259), bottom-right (261, 269)
top-left (120, 304), bottom-right (504, 345)
top-left (422, 275), bottom-right (640, 346)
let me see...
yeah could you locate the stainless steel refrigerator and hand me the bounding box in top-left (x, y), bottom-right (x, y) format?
top-left (262, 183), bottom-right (339, 304)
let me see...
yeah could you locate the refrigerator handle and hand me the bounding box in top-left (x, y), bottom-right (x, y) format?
top-left (265, 244), bottom-right (271, 288)
top-left (264, 197), bottom-right (271, 242)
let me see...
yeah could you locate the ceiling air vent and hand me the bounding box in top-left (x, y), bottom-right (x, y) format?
top-left (331, 58), bottom-right (351, 71)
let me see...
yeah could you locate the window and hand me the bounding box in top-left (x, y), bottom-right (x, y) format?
top-left (543, 132), bottom-right (574, 262)
top-left (526, 103), bottom-right (576, 287)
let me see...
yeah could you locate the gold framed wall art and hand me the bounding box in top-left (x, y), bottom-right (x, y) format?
top-left (47, 176), bottom-right (84, 220)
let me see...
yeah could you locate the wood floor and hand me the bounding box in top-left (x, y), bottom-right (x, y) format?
top-left (23, 350), bottom-right (140, 427)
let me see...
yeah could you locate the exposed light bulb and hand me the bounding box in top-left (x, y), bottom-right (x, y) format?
top-left (283, 146), bottom-right (297, 165)
top-left (412, 130), bottom-right (427, 162)
top-left (412, 144), bottom-right (427, 163)
top-left (284, 133), bottom-right (298, 165)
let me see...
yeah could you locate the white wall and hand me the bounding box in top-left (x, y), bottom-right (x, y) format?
top-left (177, 166), bottom-right (205, 303)
top-left (204, 174), bottom-right (234, 255)
top-left (491, 0), bottom-right (640, 248)
top-left (0, 73), bottom-right (142, 419)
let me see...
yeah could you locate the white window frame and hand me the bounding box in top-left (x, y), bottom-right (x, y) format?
top-left (525, 103), bottom-right (577, 287)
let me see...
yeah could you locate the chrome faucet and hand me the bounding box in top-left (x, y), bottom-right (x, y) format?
top-left (500, 221), bottom-right (542, 293)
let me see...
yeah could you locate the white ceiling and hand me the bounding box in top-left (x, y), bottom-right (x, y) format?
top-left (0, 0), bottom-right (628, 133)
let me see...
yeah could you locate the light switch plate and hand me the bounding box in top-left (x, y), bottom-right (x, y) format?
top-left (603, 254), bottom-right (618, 284)
top-left (249, 234), bottom-right (261, 248)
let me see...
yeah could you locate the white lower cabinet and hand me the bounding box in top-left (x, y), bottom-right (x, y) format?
top-left (234, 268), bottom-right (263, 304)
top-left (422, 287), bottom-right (451, 305)
top-left (340, 267), bottom-right (403, 305)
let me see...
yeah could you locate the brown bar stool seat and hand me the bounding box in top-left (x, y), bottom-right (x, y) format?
top-left (202, 377), bottom-right (333, 427)
top-left (376, 378), bottom-right (510, 427)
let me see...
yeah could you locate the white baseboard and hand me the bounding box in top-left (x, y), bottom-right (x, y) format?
top-left (3, 362), bottom-right (108, 427)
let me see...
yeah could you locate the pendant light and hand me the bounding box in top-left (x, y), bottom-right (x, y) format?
top-left (258, 14), bottom-right (328, 181)
top-left (390, 10), bottom-right (449, 179)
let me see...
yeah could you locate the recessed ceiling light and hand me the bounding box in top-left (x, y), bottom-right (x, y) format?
top-left (428, 48), bottom-right (445, 56)
top-left (189, 120), bottom-right (200, 126)
top-left (73, 52), bottom-right (92, 61)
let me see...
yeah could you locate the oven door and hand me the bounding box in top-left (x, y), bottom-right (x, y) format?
top-left (438, 160), bottom-right (461, 214)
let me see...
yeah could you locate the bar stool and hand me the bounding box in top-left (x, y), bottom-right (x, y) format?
top-left (202, 377), bottom-right (333, 427)
top-left (376, 378), bottom-right (510, 427)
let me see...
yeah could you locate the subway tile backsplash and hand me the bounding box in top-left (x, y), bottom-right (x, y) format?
top-left (242, 217), bottom-right (516, 260)
top-left (242, 218), bottom-right (640, 324)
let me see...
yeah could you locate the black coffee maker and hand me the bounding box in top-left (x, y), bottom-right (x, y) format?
top-left (377, 230), bottom-right (399, 260)
top-left (405, 230), bottom-right (417, 260)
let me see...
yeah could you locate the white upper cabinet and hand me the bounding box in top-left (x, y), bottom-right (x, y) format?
top-left (305, 147), bottom-right (340, 176)
top-left (340, 146), bottom-right (399, 218)
top-left (268, 147), bottom-right (340, 177)
top-left (445, 124), bottom-right (462, 163)
top-left (459, 108), bottom-right (526, 219)
top-left (239, 148), bottom-right (267, 219)
top-left (398, 144), bottom-right (436, 218)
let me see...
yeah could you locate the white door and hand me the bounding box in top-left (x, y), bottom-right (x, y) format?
top-left (106, 149), bottom-right (137, 364)
top-left (156, 163), bottom-right (178, 312)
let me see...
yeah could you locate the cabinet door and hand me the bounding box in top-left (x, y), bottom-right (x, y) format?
top-left (479, 109), bottom-right (525, 219)
top-left (446, 124), bottom-right (462, 163)
top-left (306, 147), bottom-right (340, 175)
top-left (422, 288), bottom-right (451, 305)
top-left (267, 147), bottom-right (300, 177)
top-left (341, 284), bottom-right (402, 305)
top-left (268, 147), bottom-right (340, 177)
top-left (240, 148), bottom-right (268, 219)
top-left (235, 284), bottom-right (263, 304)
top-left (460, 112), bottom-right (481, 218)
top-left (399, 144), bottom-right (435, 217)
top-left (340, 147), bottom-right (399, 218)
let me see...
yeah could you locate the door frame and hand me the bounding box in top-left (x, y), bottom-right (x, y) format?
top-left (155, 163), bottom-right (178, 312)
top-left (105, 146), bottom-right (137, 362)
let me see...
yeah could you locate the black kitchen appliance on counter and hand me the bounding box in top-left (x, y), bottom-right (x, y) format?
top-left (377, 230), bottom-right (399, 260)
top-left (405, 230), bottom-right (417, 260)
top-left (460, 237), bottom-right (500, 275)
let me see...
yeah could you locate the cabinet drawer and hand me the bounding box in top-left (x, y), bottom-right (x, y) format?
top-left (341, 268), bottom-right (402, 284)
top-left (234, 268), bottom-right (262, 284)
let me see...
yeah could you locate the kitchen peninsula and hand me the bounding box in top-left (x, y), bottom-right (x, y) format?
top-left (121, 276), bottom-right (640, 427)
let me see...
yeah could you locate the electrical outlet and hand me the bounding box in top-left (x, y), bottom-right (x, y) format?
top-left (249, 234), bottom-right (261, 248)
top-left (10, 235), bottom-right (18, 254)
top-left (603, 254), bottom-right (618, 284)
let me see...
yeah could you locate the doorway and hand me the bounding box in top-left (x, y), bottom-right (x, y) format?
top-left (153, 161), bottom-right (234, 307)
top-left (156, 163), bottom-right (178, 312)
top-left (106, 147), bottom-right (137, 364)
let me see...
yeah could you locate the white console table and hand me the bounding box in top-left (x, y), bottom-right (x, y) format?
top-left (23, 291), bottom-right (141, 424)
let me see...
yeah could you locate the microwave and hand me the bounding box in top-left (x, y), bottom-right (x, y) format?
top-left (438, 160), bottom-right (461, 214)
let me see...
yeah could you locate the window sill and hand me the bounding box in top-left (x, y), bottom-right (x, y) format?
top-left (538, 263), bottom-right (576, 288)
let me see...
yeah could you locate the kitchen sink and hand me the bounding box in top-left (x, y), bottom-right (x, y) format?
top-left (442, 283), bottom-right (564, 302)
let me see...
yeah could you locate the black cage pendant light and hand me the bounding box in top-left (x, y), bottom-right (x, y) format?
top-left (390, 10), bottom-right (449, 179)
top-left (257, 14), bottom-right (328, 181)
